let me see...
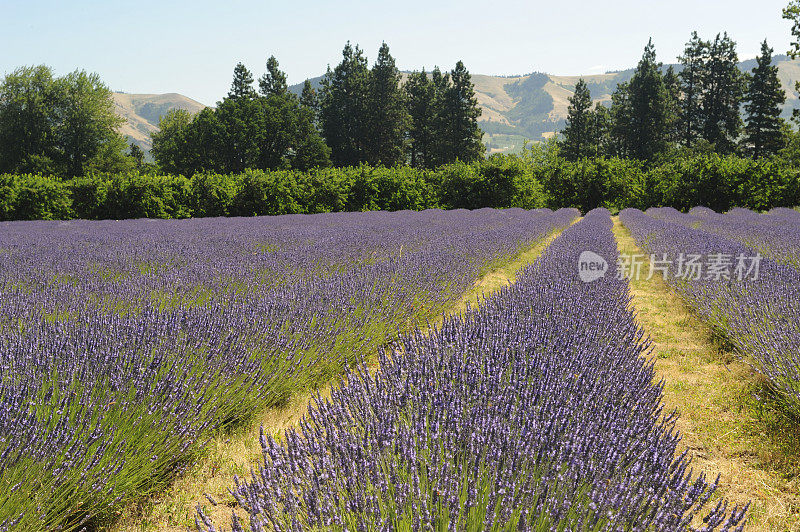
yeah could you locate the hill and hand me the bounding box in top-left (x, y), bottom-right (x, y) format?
top-left (113, 92), bottom-right (206, 151)
top-left (289, 55), bottom-right (800, 153)
top-left (477, 55), bottom-right (800, 152)
top-left (114, 55), bottom-right (800, 155)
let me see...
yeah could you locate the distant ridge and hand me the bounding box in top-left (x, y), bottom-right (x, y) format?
top-left (113, 92), bottom-right (206, 152)
top-left (116, 55), bottom-right (800, 155)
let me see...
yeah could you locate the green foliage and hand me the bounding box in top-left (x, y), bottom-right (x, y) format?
top-left (439, 155), bottom-right (546, 210)
top-left (439, 61), bottom-right (485, 164)
top-left (0, 65), bottom-right (132, 178)
top-left (575, 33), bottom-right (760, 162)
top-left (744, 40), bottom-right (787, 157)
top-left (319, 43), bottom-right (372, 166)
top-left (365, 43), bottom-right (409, 167)
top-left (103, 174), bottom-right (192, 219)
top-left (702, 33), bottom-right (746, 153)
top-left (649, 152), bottom-right (799, 212)
top-left (299, 79), bottom-right (319, 115)
top-left (560, 79), bottom-right (599, 160)
top-left (0, 174), bottom-right (72, 220)
top-left (259, 56), bottom-right (289, 97)
top-left (190, 173), bottom-right (239, 217)
top-left (1, 149), bottom-right (798, 221)
top-left (405, 69), bottom-right (437, 168)
top-left (626, 39), bottom-right (671, 160)
top-left (228, 63), bottom-right (257, 100)
top-left (151, 62), bottom-right (330, 176)
top-left (678, 32), bottom-right (709, 148)
top-left (150, 109), bottom-right (195, 175)
top-left (783, 0), bottom-right (800, 124)
top-left (70, 174), bottom-right (109, 219)
top-left (230, 170), bottom-right (305, 216)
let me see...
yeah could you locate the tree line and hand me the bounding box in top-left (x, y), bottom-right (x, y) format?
top-left (151, 43), bottom-right (485, 175)
top-left (0, 43), bottom-right (485, 179)
top-left (560, 32), bottom-right (788, 161)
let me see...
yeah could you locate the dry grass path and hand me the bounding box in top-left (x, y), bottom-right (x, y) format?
top-left (613, 217), bottom-right (800, 531)
top-left (111, 221), bottom-right (576, 531)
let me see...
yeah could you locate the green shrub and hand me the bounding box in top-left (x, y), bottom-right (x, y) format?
top-left (191, 173), bottom-right (238, 218)
top-left (0, 174), bottom-right (19, 221)
top-left (71, 175), bottom-right (109, 219)
top-left (0, 154), bottom-right (797, 222)
top-left (102, 173), bottom-right (191, 219)
top-left (11, 174), bottom-right (72, 220)
top-left (231, 169), bottom-right (305, 217)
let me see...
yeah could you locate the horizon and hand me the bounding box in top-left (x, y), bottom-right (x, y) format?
top-left (1, 0), bottom-right (795, 106)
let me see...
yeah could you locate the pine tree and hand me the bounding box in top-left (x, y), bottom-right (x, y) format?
top-left (593, 102), bottom-right (612, 157)
top-left (428, 67), bottom-right (452, 167)
top-left (228, 62), bottom-right (257, 100)
top-left (678, 32), bottom-right (708, 147)
top-left (259, 56), bottom-right (288, 97)
top-left (608, 82), bottom-right (633, 158)
top-left (405, 69), bottom-right (436, 168)
top-left (744, 40), bottom-right (786, 157)
top-left (300, 79), bottom-right (318, 111)
top-left (300, 79), bottom-right (320, 130)
top-left (437, 61), bottom-right (484, 164)
top-left (627, 39), bottom-right (670, 160)
top-left (560, 79), bottom-right (597, 160)
top-left (663, 65), bottom-right (682, 144)
top-left (701, 33), bottom-right (745, 153)
top-left (319, 42), bottom-right (371, 166)
top-left (365, 43), bottom-right (409, 166)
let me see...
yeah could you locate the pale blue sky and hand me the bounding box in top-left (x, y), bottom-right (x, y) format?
top-left (0, 0), bottom-right (794, 106)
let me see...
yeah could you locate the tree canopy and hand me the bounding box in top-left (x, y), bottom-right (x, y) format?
top-left (0, 66), bottom-right (130, 176)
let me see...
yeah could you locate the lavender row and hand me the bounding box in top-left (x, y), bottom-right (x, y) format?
top-left (620, 208), bottom-right (800, 417)
top-left (646, 206), bottom-right (800, 270)
top-left (200, 209), bottom-right (745, 531)
top-left (0, 208), bottom-right (577, 531)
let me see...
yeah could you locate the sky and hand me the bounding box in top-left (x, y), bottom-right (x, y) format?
top-left (1, 0), bottom-right (795, 106)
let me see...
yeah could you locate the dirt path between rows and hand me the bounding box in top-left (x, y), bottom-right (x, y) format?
top-left (112, 220), bottom-right (576, 531)
top-left (612, 217), bottom-right (800, 531)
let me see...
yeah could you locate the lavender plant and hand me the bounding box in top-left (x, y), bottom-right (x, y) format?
top-left (648, 206), bottom-right (800, 270)
top-left (201, 209), bottom-right (746, 531)
top-left (621, 207), bottom-right (800, 418)
top-left (0, 208), bottom-right (577, 531)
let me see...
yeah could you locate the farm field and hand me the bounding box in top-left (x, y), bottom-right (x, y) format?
top-left (0, 208), bottom-right (577, 531)
top-left (1, 206), bottom-right (799, 531)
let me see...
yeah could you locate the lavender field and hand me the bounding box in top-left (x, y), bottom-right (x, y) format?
top-left (0, 209), bottom-right (577, 531)
top-left (623, 207), bottom-right (800, 417)
top-left (3, 206), bottom-right (800, 531)
top-left (197, 210), bottom-right (747, 531)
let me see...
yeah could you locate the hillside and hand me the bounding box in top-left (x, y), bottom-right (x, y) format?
top-left (113, 92), bottom-right (206, 151)
top-left (116, 55), bottom-right (800, 155)
top-left (475, 54), bottom-right (800, 152)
